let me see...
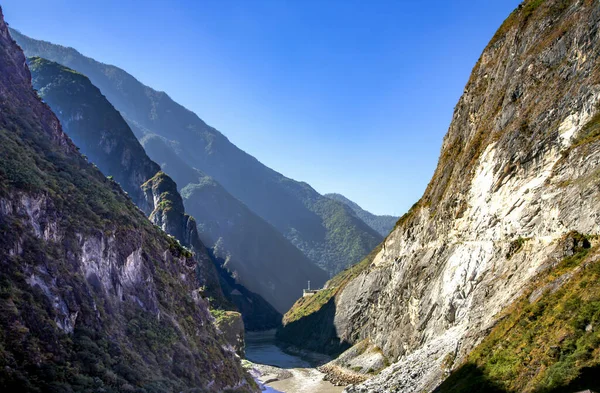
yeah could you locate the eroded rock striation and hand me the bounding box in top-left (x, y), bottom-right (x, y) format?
top-left (281, 1), bottom-right (600, 392)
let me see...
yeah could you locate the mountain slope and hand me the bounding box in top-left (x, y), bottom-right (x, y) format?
top-left (27, 57), bottom-right (283, 325)
top-left (0, 9), bottom-right (256, 392)
top-left (325, 193), bottom-right (398, 236)
top-left (141, 133), bottom-right (326, 313)
top-left (280, 1), bottom-right (600, 392)
top-left (435, 233), bottom-right (600, 393)
top-left (8, 28), bottom-right (383, 275)
top-left (27, 56), bottom-right (227, 309)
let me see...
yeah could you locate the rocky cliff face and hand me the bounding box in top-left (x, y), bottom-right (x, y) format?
top-left (141, 171), bottom-right (227, 306)
top-left (213, 311), bottom-right (246, 358)
top-left (281, 1), bottom-right (600, 392)
top-left (0, 9), bottom-right (256, 391)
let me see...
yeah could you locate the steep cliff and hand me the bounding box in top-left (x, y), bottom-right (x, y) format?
top-left (0, 8), bottom-right (256, 392)
top-left (281, 1), bottom-right (600, 392)
top-left (141, 171), bottom-right (226, 306)
top-left (9, 28), bottom-right (383, 276)
top-left (27, 57), bottom-right (228, 310)
top-left (27, 57), bottom-right (282, 326)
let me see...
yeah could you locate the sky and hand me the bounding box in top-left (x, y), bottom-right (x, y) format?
top-left (2, 0), bottom-right (522, 216)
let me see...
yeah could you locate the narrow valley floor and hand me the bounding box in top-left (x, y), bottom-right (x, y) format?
top-left (245, 330), bottom-right (344, 393)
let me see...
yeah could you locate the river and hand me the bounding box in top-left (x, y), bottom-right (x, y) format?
top-left (245, 330), bottom-right (344, 393)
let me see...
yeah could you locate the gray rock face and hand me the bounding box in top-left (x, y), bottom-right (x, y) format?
top-left (312, 2), bottom-right (600, 392)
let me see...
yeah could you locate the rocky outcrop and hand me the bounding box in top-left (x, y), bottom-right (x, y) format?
top-left (213, 310), bottom-right (246, 358)
top-left (141, 171), bottom-right (227, 305)
top-left (318, 339), bottom-right (388, 386)
top-left (0, 9), bottom-right (257, 391)
top-left (282, 1), bottom-right (600, 392)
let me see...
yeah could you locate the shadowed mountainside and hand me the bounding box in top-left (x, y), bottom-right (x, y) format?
top-left (27, 56), bottom-right (283, 327)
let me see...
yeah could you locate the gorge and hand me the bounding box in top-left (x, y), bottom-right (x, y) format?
top-left (1, 1), bottom-right (600, 393)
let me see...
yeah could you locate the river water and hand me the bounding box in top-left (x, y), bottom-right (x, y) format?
top-left (245, 330), bottom-right (344, 393)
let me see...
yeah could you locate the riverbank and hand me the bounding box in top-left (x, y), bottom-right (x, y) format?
top-left (245, 330), bottom-right (345, 393)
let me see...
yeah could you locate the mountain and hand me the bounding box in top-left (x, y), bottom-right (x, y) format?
top-left (0, 9), bottom-right (256, 392)
top-left (142, 133), bottom-right (328, 314)
top-left (27, 56), bottom-right (282, 326)
top-left (325, 193), bottom-right (398, 236)
top-left (279, 1), bottom-right (600, 392)
top-left (9, 27), bottom-right (383, 276)
top-left (143, 133), bottom-right (328, 313)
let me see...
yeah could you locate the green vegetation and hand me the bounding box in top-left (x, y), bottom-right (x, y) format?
top-left (307, 198), bottom-right (382, 275)
top-left (325, 193), bottom-right (398, 237)
top-left (571, 108), bottom-right (600, 149)
top-left (277, 244), bottom-right (381, 355)
top-left (506, 237), bottom-right (530, 259)
top-left (436, 234), bottom-right (600, 393)
top-left (489, 0), bottom-right (572, 48)
top-left (523, 0), bottom-right (546, 20)
top-left (283, 244), bottom-right (381, 324)
top-left (0, 26), bottom-right (255, 391)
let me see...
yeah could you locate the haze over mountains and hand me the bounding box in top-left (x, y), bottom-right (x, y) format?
top-left (27, 56), bottom-right (282, 328)
top-left (11, 29), bottom-right (384, 287)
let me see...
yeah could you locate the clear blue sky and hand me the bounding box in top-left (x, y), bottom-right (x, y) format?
top-left (3, 0), bottom-right (521, 216)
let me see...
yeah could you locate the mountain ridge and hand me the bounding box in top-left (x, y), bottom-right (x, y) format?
top-left (8, 27), bottom-right (383, 276)
top-left (325, 193), bottom-right (398, 236)
top-left (27, 55), bottom-right (284, 324)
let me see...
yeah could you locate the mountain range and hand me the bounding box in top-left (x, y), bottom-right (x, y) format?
top-left (26, 55), bottom-right (286, 329)
top-left (4, 1), bottom-right (600, 392)
top-left (10, 27), bottom-right (384, 282)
